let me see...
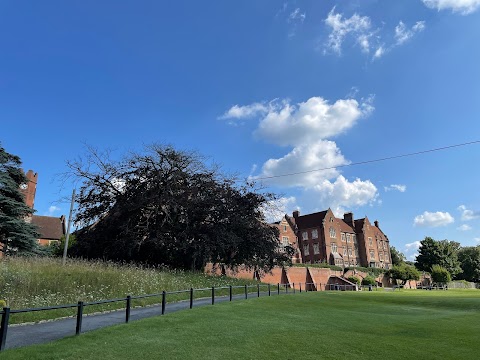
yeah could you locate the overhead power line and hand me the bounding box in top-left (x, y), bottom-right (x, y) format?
top-left (253, 140), bottom-right (480, 181)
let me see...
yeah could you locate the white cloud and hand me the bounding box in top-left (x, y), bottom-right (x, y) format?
top-left (45, 205), bottom-right (61, 216)
top-left (384, 184), bottom-right (407, 192)
top-left (458, 205), bottom-right (480, 221)
top-left (395, 21), bottom-right (426, 45)
top-left (324, 7), bottom-right (425, 60)
top-left (262, 196), bottom-right (298, 223)
top-left (475, 237), bottom-right (480, 243)
top-left (254, 96), bottom-right (373, 147)
top-left (413, 211), bottom-right (454, 227)
top-left (324, 7), bottom-right (372, 55)
top-left (404, 241), bottom-right (422, 261)
top-left (219, 102), bottom-right (269, 120)
top-left (457, 224), bottom-right (472, 231)
top-left (422, 0), bottom-right (480, 14)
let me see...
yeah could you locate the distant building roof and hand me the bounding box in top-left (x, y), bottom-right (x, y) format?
top-left (294, 210), bottom-right (328, 229)
top-left (31, 215), bottom-right (65, 240)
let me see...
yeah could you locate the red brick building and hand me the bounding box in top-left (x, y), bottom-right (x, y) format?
top-left (272, 215), bottom-right (301, 264)
top-left (276, 209), bottom-right (391, 269)
top-left (20, 170), bottom-right (66, 246)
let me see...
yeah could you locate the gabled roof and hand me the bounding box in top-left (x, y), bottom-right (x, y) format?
top-left (31, 215), bottom-right (65, 240)
top-left (354, 218), bottom-right (365, 233)
top-left (295, 210), bottom-right (328, 229)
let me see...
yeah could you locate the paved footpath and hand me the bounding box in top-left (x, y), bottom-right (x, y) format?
top-left (5, 290), bottom-right (287, 350)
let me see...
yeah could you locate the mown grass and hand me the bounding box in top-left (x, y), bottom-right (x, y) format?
top-left (3, 290), bottom-right (480, 360)
top-left (0, 257), bottom-right (260, 324)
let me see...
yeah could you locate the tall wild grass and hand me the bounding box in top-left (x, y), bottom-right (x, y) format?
top-left (0, 257), bottom-right (259, 324)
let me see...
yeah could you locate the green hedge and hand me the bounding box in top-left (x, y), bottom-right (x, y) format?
top-left (344, 266), bottom-right (386, 276)
top-left (291, 263), bottom-right (343, 271)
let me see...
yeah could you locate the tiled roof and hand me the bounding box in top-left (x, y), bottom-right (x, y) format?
top-left (295, 210), bottom-right (328, 229)
top-left (337, 219), bottom-right (355, 233)
top-left (31, 215), bottom-right (65, 240)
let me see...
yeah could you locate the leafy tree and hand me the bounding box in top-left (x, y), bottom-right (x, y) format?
top-left (67, 144), bottom-right (288, 272)
top-left (430, 265), bottom-right (451, 284)
top-left (457, 246), bottom-right (480, 282)
top-left (51, 234), bottom-right (77, 257)
top-left (0, 144), bottom-right (39, 256)
top-left (390, 246), bottom-right (406, 266)
top-left (347, 276), bottom-right (361, 285)
top-left (415, 237), bottom-right (461, 277)
top-left (386, 264), bottom-right (420, 285)
top-left (361, 275), bottom-right (376, 286)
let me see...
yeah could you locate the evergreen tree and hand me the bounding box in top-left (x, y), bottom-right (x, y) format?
top-left (0, 144), bottom-right (39, 255)
top-left (457, 246), bottom-right (480, 282)
top-left (415, 237), bottom-right (461, 277)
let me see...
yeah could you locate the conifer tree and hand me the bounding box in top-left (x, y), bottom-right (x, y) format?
top-left (0, 144), bottom-right (39, 255)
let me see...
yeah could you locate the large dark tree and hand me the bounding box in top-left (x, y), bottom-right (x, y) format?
top-left (0, 144), bottom-right (39, 255)
top-left (457, 246), bottom-right (480, 283)
top-left (67, 144), bottom-right (287, 271)
top-left (415, 237), bottom-right (461, 277)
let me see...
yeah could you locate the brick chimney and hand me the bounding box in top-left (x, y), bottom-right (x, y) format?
top-left (293, 210), bottom-right (300, 219)
top-left (374, 220), bottom-right (379, 228)
top-left (343, 212), bottom-right (354, 227)
top-left (21, 170), bottom-right (38, 209)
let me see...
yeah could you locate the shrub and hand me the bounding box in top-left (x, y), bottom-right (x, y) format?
top-left (292, 263), bottom-right (343, 271)
top-left (362, 276), bottom-right (376, 286)
top-left (347, 276), bottom-right (360, 285)
top-left (0, 299), bottom-right (6, 308)
top-left (431, 264), bottom-right (451, 284)
top-left (344, 266), bottom-right (385, 276)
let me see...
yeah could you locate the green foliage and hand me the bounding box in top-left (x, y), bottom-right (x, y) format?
top-left (0, 299), bottom-right (6, 308)
top-left (431, 264), bottom-right (451, 284)
top-left (347, 276), bottom-right (361, 285)
top-left (390, 246), bottom-right (406, 266)
top-left (0, 144), bottom-right (39, 255)
top-left (415, 237), bottom-right (462, 277)
top-left (51, 234), bottom-right (77, 257)
top-left (292, 263), bottom-right (343, 271)
top-left (386, 264), bottom-right (420, 284)
top-left (0, 257), bottom-right (261, 324)
top-left (67, 144), bottom-right (287, 271)
top-left (457, 246), bottom-right (480, 283)
top-left (361, 275), bottom-right (376, 285)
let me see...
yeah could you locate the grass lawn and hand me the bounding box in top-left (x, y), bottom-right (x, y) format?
top-left (3, 289), bottom-right (480, 360)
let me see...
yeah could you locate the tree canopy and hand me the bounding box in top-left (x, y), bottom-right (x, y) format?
top-left (390, 246), bottom-right (406, 266)
top-left (386, 263), bottom-right (420, 285)
top-left (0, 144), bottom-right (39, 255)
top-left (457, 246), bottom-right (480, 283)
top-left (430, 264), bottom-right (451, 284)
top-left (67, 144), bottom-right (289, 271)
top-left (415, 237), bottom-right (462, 277)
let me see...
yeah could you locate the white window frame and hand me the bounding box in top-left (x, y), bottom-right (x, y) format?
top-left (282, 236), bottom-right (289, 247)
top-left (302, 231), bottom-right (308, 240)
top-left (313, 243), bottom-right (320, 255)
top-left (312, 229), bottom-right (318, 239)
top-left (341, 233), bottom-right (346, 242)
top-left (329, 227), bottom-right (336, 238)
top-left (346, 234), bottom-right (351, 243)
top-left (303, 244), bottom-right (310, 256)
top-left (331, 243), bottom-right (338, 253)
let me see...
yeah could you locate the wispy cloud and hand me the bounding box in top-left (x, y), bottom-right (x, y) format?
top-left (422, 0), bottom-right (480, 15)
top-left (404, 241), bottom-right (421, 261)
top-left (384, 184), bottom-right (407, 192)
top-left (457, 224), bottom-right (472, 231)
top-left (458, 205), bottom-right (480, 221)
top-left (323, 7), bottom-right (425, 60)
top-left (45, 205), bottom-right (61, 216)
top-left (413, 211), bottom-right (454, 227)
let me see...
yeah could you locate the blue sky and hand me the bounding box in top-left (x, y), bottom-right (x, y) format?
top-left (2, 0), bottom-right (480, 259)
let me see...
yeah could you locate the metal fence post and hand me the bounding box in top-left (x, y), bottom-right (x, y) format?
top-left (0, 307), bottom-right (10, 351)
top-left (257, 284), bottom-right (260, 297)
top-left (76, 301), bottom-right (84, 335)
top-left (300, 283), bottom-right (302, 293)
top-left (277, 283), bottom-right (280, 295)
top-left (245, 284), bottom-right (248, 299)
top-left (229, 285), bottom-right (233, 301)
top-left (286, 283), bottom-right (288, 294)
top-left (212, 287), bottom-right (215, 305)
top-left (190, 288), bottom-right (194, 309)
top-left (161, 291), bottom-right (166, 315)
top-left (268, 283), bottom-right (271, 296)
top-left (293, 283), bottom-right (295, 294)
top-left (126, 296), bottom-right (131, 323)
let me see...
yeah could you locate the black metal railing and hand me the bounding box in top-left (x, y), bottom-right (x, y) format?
top-left (0, 281), bottom-right (359, 351)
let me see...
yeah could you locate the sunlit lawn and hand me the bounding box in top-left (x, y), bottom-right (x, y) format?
top-left (3, 289), bottom-right (480, 360)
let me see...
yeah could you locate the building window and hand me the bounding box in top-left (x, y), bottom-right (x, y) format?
top-left (348, 248), bottom-right (353, 256)
top-left (329, 227), bottom-right (336, 238)
top-left (384, 253), bottom-right (389, 262)
top-left (312, 229), bottom-right (318, 239)
top-left (379, 253), bottom-right (384, 262)
top-left (313, 243), bottom-right (320, 255)
top-left (352, 234), bottom-right (357, 243)
top-left (369, 250), bottom-right (375, 260)
top-left (330, 217), bottom-right (334, 223)
top-left (368, 237), bottom-right (373, 246)
top-left (383, 242), bottom-right (387, 250)
top-left (346, 234), bottom-right (351, 243)
top-left (283, 225), bottom-right (287, 232)
top-left (302, 231), bottom-right (308, 240)
top-left (355, 249), bottom-right (359, 257)
top-left (345, 262), bottom-right (350, 267)
top-left (303, 245), bottom-right (310, 256)
top-left (282, 236), bottom-right (289, 247)
top-left (331, 243), bottom-right (338, 253)
top-left (341, 233), bottom-right (346, 242)
top-left (343, 246), bottom-right (347, 256)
